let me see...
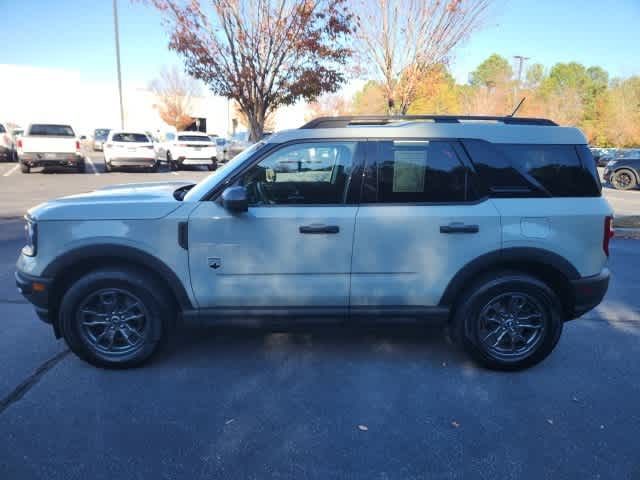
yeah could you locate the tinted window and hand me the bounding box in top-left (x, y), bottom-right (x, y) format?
top-left (94, 129), bottom-right (110, 140)
top-left (112, 133), bottom-right (150, 143)
top-left (241, 141), bottom-right (358, 205)
top-left (165, 133), bottom-right (176, 141)
top-left (0, 125), bottom-right (5, 133)
top-left (463, 140), bottom-right (600, 197)
top-left (178, 135), bottom-right (210, 142)
top-left (368, 140), bottom-right (471, 203)
top-left (29, 124), bottom-right (74, 137)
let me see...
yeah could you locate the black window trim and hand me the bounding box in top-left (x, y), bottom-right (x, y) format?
top-left (360, 137), bottom-right (490, 207)
top-left (204, 138), bottom-right (367, 207)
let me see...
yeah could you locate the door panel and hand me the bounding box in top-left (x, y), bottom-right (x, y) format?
top-left (350, 202), bottom-right (501, 306)
top-left (188, 203), bottom-right (357, 308)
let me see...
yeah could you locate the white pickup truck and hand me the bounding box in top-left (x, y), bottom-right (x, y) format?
top-left (17, 123), bottom-right (84, 174)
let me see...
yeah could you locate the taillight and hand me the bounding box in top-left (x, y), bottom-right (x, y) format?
top-left (75, 140), bottom-right (80, 151)
top-left (603, 216), bottom-right (614, 257)
top-left (17, 139), bottom-right (23, 149)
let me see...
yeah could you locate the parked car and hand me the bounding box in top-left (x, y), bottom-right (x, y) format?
top-left (103, 131), bottom-right (158, 172)
top-left (17, 123), bottom-right (83, 173)
top-left (156, 131), bottom-right (218, 171)
top-left (0, 122), bottom-right (17, 162)
top-left (227, 131), bottom-right (252, 158)
top-left (603, 156), bottom-right (640, 190)
top-left (16, 114), bottom-right (611, 370)
top-left (213, 137), bottom-right (230, 162)
top-left (92, 128), bottom-right (111, 151)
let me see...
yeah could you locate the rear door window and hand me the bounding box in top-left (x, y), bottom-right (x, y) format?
top-left (365, 140), bottom-right (474, 203)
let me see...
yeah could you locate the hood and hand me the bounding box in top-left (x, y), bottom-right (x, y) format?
top-left (29, 181), bottom-right (195, 221)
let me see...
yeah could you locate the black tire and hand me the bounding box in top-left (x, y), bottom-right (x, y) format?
top-left (149, 162), bottom-right (159, 173)
top-left (207, 163), bottom-right (216, 171)
top-left (20, 161), bottom-right (30, 173)
top-left (452, 271), bottom-right (563, 371)
top-left (611, 169), bottom-right (638, 190)
top-left (77, 160), bottom-right (86, 173)
top-left (59, 267), bottom-right (173, 368)
top-left (167, 152), bottom-right (179, 171)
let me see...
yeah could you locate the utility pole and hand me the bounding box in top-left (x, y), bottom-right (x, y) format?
top-left (513, 55), bottom-right (530, 88)
top-left (113, 0), bottom-right (125, 129)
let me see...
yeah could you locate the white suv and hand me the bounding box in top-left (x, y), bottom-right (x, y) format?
top-left (156, 131), bottom-right (218, 171)
top-left (16, 115), bottom-right (612, 370)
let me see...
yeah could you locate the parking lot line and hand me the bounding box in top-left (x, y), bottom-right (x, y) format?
top-left (3, 164), bottom-right (19, 177)
top-left (170, 171), bottom-right (178, 175)
top-left (85, 157), bottom-right (99, 176)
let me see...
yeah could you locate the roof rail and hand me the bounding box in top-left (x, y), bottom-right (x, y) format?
top-left (300, 115), bottom-right (558, 129)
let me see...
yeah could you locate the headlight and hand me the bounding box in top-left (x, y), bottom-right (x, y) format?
top-left (22, 216), bottom-right (37, 256)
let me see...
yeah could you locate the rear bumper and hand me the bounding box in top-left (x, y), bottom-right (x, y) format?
top-left (20, 153), bottom-right (82, 167)
top-left (569, 268), bottom-right (610, 319)
top-left (178, 157), bottom-right (217, 166)
top-left (109, 157), bottom-right (156, 166)
top-left (15, 269), bottom-right (52, 324)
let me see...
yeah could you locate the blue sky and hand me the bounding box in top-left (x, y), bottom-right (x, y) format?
top-left (1, 0), bottom-right (639, 89)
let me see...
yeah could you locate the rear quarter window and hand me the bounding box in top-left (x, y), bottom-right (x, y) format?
top-left (463, 140), bottom-right (601, 197)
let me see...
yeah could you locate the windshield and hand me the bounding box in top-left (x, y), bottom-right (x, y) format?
top-left (29, 124), bottom-right (74, 136)
top-left (112, 133), bottom-right (150, 143)
top-left (183, 141), bottom-right (266, 201)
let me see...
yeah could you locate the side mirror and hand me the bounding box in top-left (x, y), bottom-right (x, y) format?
top-left (221, 186), bottom-right (248, 213)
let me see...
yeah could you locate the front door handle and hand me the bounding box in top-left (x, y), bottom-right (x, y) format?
top-left (440, 223), bottom-right (479, 234)
top-left (299, 224), bottom-right (340, 234)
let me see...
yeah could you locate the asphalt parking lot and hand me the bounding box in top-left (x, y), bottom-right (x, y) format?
top-left (0, 151), bottom-right (639, 479)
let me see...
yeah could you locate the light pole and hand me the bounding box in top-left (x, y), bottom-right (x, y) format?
top-left (113, 0), bottom-right (125, 129)
top-left (513, 55), bottom-right (530, 89)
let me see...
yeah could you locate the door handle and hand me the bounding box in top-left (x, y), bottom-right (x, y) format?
top-left (299, 224), bottom-right (340, 234)
top-left (440, 223), bottom-right (479, 234)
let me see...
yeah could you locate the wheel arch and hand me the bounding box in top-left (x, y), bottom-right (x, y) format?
top-left (43, 244), bottom-right (194, 335)
top-left (439, 247), bottom-right (579, 319)
top-left (614, 166), bottom-right (640, 183)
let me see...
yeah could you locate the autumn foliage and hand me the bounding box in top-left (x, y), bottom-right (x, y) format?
top-left (149, 66), bottom-right (200, 130)
top-left (148, 0), bottom-right (356, 141)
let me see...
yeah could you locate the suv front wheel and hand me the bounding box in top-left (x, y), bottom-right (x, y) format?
top-left (59, 267), bottom-right (171, 368)
top-left (453, 272), bottom-right (563, 371)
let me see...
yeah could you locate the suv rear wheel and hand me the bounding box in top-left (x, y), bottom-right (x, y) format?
top-left (59, 267), bottom-right (171, 368)
top-left (20, 161), bottom-right (30, 173)
top-left (611, 169), bottom-right (637, 190)
top-left (452, 272), bottom-right (563, 371)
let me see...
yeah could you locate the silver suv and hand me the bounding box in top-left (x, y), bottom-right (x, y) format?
top-left (16, 115), bottom-right (612, 370)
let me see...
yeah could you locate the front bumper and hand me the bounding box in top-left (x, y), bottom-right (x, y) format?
top-left (15, 269), bottom-right (52, 324)
top-left (569, 268), bottom-right (610, 319)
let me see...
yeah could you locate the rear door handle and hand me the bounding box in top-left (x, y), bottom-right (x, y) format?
top-left (440, 223), bottom-right (479, 234)
top-left (299, 224), bottom-right (340, 234)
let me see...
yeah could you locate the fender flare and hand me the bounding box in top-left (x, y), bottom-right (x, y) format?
top-left (438, 247), bottom-right (580, 307)
top-left (42, 243), bottom-right (194, 310)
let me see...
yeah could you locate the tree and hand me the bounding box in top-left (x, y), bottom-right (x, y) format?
top-left (407, 64), bottom-right (460, 114)
top-left (524, 63), bottom-right (545, 89)
top-left (352, 80), bottom-right (388, 114)
top-left (148, 0), bottom-right (356, 141)
top-left (149, 66), bottom-right (201, 130)
top-left (356, 0), bottom-right (491, 114)
top-left (306, 93), bottom-right (352, 120)
top-left (469, 53), bottom-right (513, 87)
top-left (599, 76), bottom-right (640, 147)
top-left (232, 101), bottom-right (276, 133)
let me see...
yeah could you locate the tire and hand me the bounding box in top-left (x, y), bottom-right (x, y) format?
top-left (59, 267), bottom-right (173, 368)
top-left (104, 160), bottom-right (112, 172)
top-left (149, 162), bottom-right (159, 172)
top-left (452, 271), bottom-right (563, 371)
top-left (611, 169), bottom-right (637, 190)
top-left (20, 161), bottom-right (30, 173)
top-left (77, 160), bottom-right (86, 173)
top-left (207, 164), bottom-right (216, 171)
top-left (167, 152), bottom-right (178, 171)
